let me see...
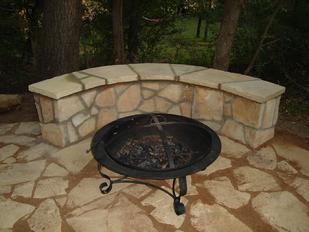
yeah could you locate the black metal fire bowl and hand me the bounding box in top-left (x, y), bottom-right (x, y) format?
top-left (90, 113), bottom-right (221, 215)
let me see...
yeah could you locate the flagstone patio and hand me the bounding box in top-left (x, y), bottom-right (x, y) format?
top-left (0, 121), bottom-right (308, 232)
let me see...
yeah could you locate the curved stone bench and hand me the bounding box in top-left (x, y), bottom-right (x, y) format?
top-left (29, 63), bottom-right (285, 148)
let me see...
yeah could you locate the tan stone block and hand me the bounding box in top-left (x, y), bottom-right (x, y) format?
top-left (114, 83), bottom-right (130, 95)
top-left (138, 99), bottom-right (155, 112)
top-left (35, 102), bottom-right (43, 122)
top-left (182, 85), bottom-right (193, 102)
top-left (262, 98), bottom-right (277, 128)
top-left (155, 97), bottom-right (172, 112)
top-left (97, 109), bottom-right (117, 128)
top-left (72, 112), bottom-right (90, 127)
top-left (158, 84), bottom-right (182, 102)
top-left (171, 64), bottom-right (206, 76)
top-left (54, 95), bottom-right (84, 122)
top-left (245, 127), bottom-right (275, 148)
top-left (41, 123), bottom-right (67, 147)
top-left (192, 87), bottom-right (223, 121)
top-left (221, 80), bottom-right (285, 103)
top-left (80, 76), bottom-right (107, 90)
top-left (95, 88), bottom-right (116, 108)
top-left (67, 122), bottom-right (79, 143)
top-left (224, 93), bottom-right (234, 102)
top-left (200, 120), bottom-right (222, 132)
top-left (81, 89), bottom-right (97, 107)
top-left (141, 82), bottom-right (160, 90)
top-left (142, 89), bottom-right (156, 99)
top-left (168, 105), bottom-right (181, 115)
top-left (220, 119), bottom-right (245, 144)
top-left (180, 68), bottom-right (256, 89)
top-left (180, 102), bottom-right (191, 117)
top-left (78, 117), bottom-right (96, 137)
top-left (232, 97), bottom-right (264, 128)
top-left (117, 84), bottom-right (141, 112)
top-left (40, 96), bottom-right (54, 123)
top-left (29, 74), bottom-right (83, 99)
top-left (223, 103), bottom-right (232, 117)
top-left (272, 96), bottom-right (281, 126)
top-left (130, 63), bottom-right (175, 80)
top-left (83, 64), bottom-right (138, 84)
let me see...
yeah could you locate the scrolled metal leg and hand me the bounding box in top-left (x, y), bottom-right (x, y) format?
top-left (172, 176), bottom-right (187, 215)
top-left (97, 163), bottom-right (113, 194)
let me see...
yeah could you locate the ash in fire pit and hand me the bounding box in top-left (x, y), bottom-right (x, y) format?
top-left (114, 135), bottom-right (195, 170)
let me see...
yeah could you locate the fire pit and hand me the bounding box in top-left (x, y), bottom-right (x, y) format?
top-left (90, 113), bottom-right (221, 215)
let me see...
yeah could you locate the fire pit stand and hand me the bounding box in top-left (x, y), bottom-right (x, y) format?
top-left (90, 113), bottom-right (221, 215)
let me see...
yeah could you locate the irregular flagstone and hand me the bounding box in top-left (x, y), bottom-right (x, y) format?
top-left (233, 166), bottom-right (281, 192)
top-left (219, 136), bottom-right (250, 158)
top-left (198, 156), bottom-right (232, 175)
top-left (14, 122), bottom-right (41, 135)
top-left (67, 192), bottom-right (118, 217)
top-left (122, 184), bottom-right (152, 199)
top-left (286, 177), bottom-right (309, 203)
top-left (0, 144), bottom-right (19, 162)
top-left (28, 199), bottom-right (61, 232)
top-left (55, 196), bottom-right (67, 207)
top-left (142, 188), bottom-right (187, 228)
top-left (12, 181), bottom-right (35, 199)
top-left (203, 177), bottom-right (250, 209)
top-left (247, 146), bottom-right (277, 170)
top-left (0, 185), bottom-right (11, 194)
top-left (43, 163), bottom-right (69, 177)
top-left (66, 178), bottom-right (130, 209)
top-left (3, 157), bottom-right (16, 164)
top-left (50, 138), bottom-right (92, 174)
top-left (277, 160), bottom-right (297, 174)
top-left (0, 135), bottom-right (36, 146)
top-left (0, 160), bottom-right (46, 186)
top-left (0, 198), bottom-right (35, 229)
top-left (18, 142), bottom-right (58, 161)
top-left (252, 191), bottom-right (309, 232)
top-left (0, 123), bottom-right (17, 135)
top-left (33, 177), bottom-right (68, 198)
top-left (67, 196), bottom-right (158, 232)
top-left (272, 141), bottom-right (309, 177)
top-left (190, 200), bottom-right (252, 232)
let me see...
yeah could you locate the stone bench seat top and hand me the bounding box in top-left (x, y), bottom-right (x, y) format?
top-left (29, 63), bottom-right (285, 103)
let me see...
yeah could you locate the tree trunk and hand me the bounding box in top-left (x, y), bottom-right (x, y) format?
top-left (203, 20), bottom-right (209, 41)
top-left (127, 0), bottom-right (139, 63)
top-left (196, 16), bottom-right (202, 38)
top-left (213, 0), bottom-right (243, 71)
top-left (40, 0), bottom-right (81, 79)
top-left (244, 1), bottom-right (281, 74)
top-left (112, 0), bottom-right (125, 64)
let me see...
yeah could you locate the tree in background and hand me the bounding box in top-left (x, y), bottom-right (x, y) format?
top-left (112, 0), bottom-right (125, 64)
top-left (213, 0), bottom-right (245, 70)
top-left (39, 0), bottom-right (81, 79)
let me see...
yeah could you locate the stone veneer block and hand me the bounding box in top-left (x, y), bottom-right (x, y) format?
top-left (262, 98), bottom-right (277, 128)
top-left (158, 84), bottom-right (183, 102)
top-left (232, 97), bottom-right (264, 128)
top-left (117, 84), bottom-right (141, 112)
top-left (221, 80), bottom-right (285, 103)
top-left (41, 123), bottom-right (67, 147)
top-left (54, 95), bottom-right (84, 122)
top-left (171, 64), bottom-right (206, 76)
top-left (95, 87), bottom-right (116, 108)
top-left (220, 120), bottom-right (245, 144)
top-left (78, 117), bottom-right (95, 137)
top-left (29, 74), bottom-right (83, 99)
top-left (40, 96), bottom-right (54, 123)
top-left (83, 65), bottom-right (138, 84)
top-left (180, 68), bottom-right (256, 89)
top-left (130, 63), bottom-right (175, 80)
top-left (245, 127), bottom-right (275, 148)
top-left (192, 87), bottom-right (223, 121)
top-left (97, 108), bottom-right (118, 129)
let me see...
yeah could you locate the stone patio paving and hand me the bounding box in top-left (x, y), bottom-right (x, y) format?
top-left (0, 121), bottom-right (308, 232)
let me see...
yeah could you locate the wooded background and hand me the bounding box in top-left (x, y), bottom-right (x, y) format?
top-left (0, 0), bottom-right (308, 117)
